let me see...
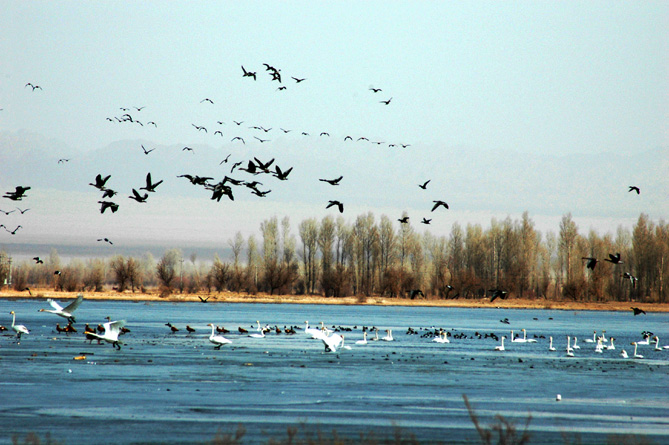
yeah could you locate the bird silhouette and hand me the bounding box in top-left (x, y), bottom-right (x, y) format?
top-left (219, 154), bottom-right (231, 165)
top-left (200, 98), bottom-right (214, 104)
top-left (3, 186), bottom-right (31, 201)
top-left (326, 200), bottom-right (344, 213)
top-left (97, 238), bottom-right (113, 245)
top-left (380, 97), bottom-right (392, 105)
top-left (273, 165), bottom-right (293, 180)
top-left (605, 253), bottom-right (623, 264)
top-left (129, 189), bottom-right (148, 203)
top-left (418, 180), bottom-right (431, 190)
top-left (398, 216), bottom-right (410, 224)
top-left (628, 186), bottom-right (640, 194)
top-left (33, 257), bottom-right (43, 264)
top-left (178, 174), bottom-right (213, 185)
top-left (0, 209), bottom-right (15, 215)
top-left (25, 83), bottom-right (42, 91)
top-left (198, 296), bottom-right (210, 303)
top-left (140, 172), bottom-right (163, 192)
top-left (98, 201), bottom-right (119, 214)
top-left (101, 189), bottom-right (117, 199)
top-left (319, 176), bottom-right (343, 186)
top-left (631, 306), bottom-right (646, 316)
top-left (233, 120), bottom-right (244, 126)
top-left (253, 136), bottom-right (269, 143)
top-left (489, 289), bottom-right (508, 302)
top-left (141, 145), bottom-right (155, 155)
top-left (182, 146), bottom-right (195, 152)
top-left (277, 86), bottom-right (286, 91)
top-left (421, 218), bottom-right (432, 225)
top-left (431, 200), bottom-right (449, 211)
top-left (89, 174), bottom-right (111, 190)
top-left (582, 257), bottom-right (599, 270)
top-left (292, 77), bottom-right (306, 83)
top-left (241, 66), bottom-right (256, 80)
top-left (147, 121), bottom-right (157, 127)
top-left (622, 272), bottom-right (638, 288)
top-left (2, 225), bottom-right (22, 235)
top-left (369, 87), bottom-right (382, 93)
top-left (320, 132), bottom-right (330, 137)
top-left (57, 158), bottom-right (70, 164)
top-left (191, 124), bottom-right (207, 133)
top-left (214, 130), bottom-right (224, 136)
top-left (231, 137), bottom-right (245, 144)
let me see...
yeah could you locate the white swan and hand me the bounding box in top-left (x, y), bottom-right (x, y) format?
top-left (620, 349), bottom-right (628, 358)
top-left (572, 337), bottom-right (580, 350)
top-left (432, 331), bottom-right (450, 344)
top-left (305, 321), bottom-right (325, 339)
top-left (85, 319), bottom-right (126, 349)
top-left (9, 311), bottom-right (30, 339)
top-left (605, 337), bottom-right (616, 350)
top-left (599, 330), bottom-right (608, 343)
top-left (594, 338), bottom-right (603, 353)
top-left (39, 294), bottom-right (84, 323)
top-left (654, 336), bottom-right (669, 350)
top-left (370, 329), bottom-right (380, 341)
top-left (495, 336), bottom-right (506, 351)
top-left (355, 332), bottom-right (368, 345)
top-left (207, 323), bottom-right (231, 349)
top-left (583, 331), bottom-right (597, 343)
top-left (510, 330), bottom-right (526, 343)
top-left (248, 329), bottom-right (265, 338)
top-left (548, 336), bottom-right (556, 351)
top-left (382, 329), bottom-right (394, 341)
top-left (340, 335), bottom-right (352, 350)
top-left (566, 336), bottom-right (574, 357)
top-left (633, 342), bottom-right (643, 359)
top-left (637, 333), bottom-right (651, 345)
top-left (523, 329), bottom-right (538, 343)
top-left (321, 332), bottom-right (343, 352)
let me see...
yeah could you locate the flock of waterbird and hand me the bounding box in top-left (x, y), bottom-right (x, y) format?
top-left (3, 63), bottom-right (453, 248)
top-left (3, 297), bottom-right (666, 362)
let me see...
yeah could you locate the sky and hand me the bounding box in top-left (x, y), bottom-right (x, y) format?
top-left (0, 1), bottom-right (667, 259)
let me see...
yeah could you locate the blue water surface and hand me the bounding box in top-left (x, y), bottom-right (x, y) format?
top-left (0, 298), bottom-right (667, 444)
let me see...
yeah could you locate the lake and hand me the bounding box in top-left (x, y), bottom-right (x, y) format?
top-left (1, 298), bottom-right (668, 444)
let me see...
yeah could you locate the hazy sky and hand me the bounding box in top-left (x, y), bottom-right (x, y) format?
top-left (0, 2), bottom-right (667, 256)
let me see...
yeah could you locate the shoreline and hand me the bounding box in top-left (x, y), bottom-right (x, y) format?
top-left (1, 289), bottom-right (667, 313)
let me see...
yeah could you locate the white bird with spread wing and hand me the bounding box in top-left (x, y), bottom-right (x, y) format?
top-left (39, 293), bottom-right (84, 323)
top-left (86, 319), bottom-right (126, 349)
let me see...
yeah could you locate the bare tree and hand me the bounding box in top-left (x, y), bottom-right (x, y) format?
top-left (156, 249), bottom-right (182, 296)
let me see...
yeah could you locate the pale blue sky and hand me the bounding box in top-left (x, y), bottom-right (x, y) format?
top-left (0, 2), bottom-right (667, 251)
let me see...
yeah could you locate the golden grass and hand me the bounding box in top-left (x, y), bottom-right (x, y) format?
top-left (1, 288), bottom-right (668, 312)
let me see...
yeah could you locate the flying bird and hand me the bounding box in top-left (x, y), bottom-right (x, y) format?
top-left (85, 319), bottom-right (126, 349)
top-left (380, 97), bottom-right (392, 105)
top-left (97, 238), bottom-right (113, 245)
top-left (141, 145), bottom-right (156, 155)
top-left (628, 186), bottom-right (640, 194)
top-left (101, 189), bottom-right (117, 199)
top-left (418, 180), bottom-right (430, 190)
top-left (98, 201), bottom-right (119, 214)
top-left (273, 165), bottom-right (293, 180)
top-left (631, 307), bottom-right (646, 316)
top-left (33, 257), bottom-right (43, 264)
top-left (182, 146), bottom-right (195, 152)
top-left (3, 186), bottom-right (31, 201)
top-left (140, 172), bottom-right (163, 192)
top-left (128, 189), bottom-right (148, 203)
top-left (326, 200), bottom-right (344, 213)
top-left (241, 66), bottom-right (256, 80)
top-left (398, 216), bottom-right (409, 224)
top-left (431, 200), bottom-right (449, 211)
top-left (0, 209), bottom-right (15, 215)
top-left (192, 124), bottom-right (207, 132)
top-left (231, 137), bottom-right (245, 144)
top-left (58, 158), bottom-right (70, 164)
top-left (200, 98), bottom-right (214, 104)
top-left (489, 289), bottom-right (509, 303)
top-left (369, 87), bottom-right (382, 93)
top-left (319, 176), bottom-right (343, 186)
top-left (178, 174), bottom-right (213, 185)
top-left (253, 136), bottom-right (269, 143)
top-left (25, 83), bottom-right (42, 91)
top-left (622, 272), bottom-right (638, 288)
top-left (38, 294), bottom-right (84, 323)
top-left (582, 257), bottom-right (599, 270)
top-left (292, 77), bottom-right (306, 83)
top-left (219, 154), bottom-right (231, 165)
top-left (421, 218), bottom-right (432, 225)
top-left (604, 253), bottom-right (623, 264)
top-left (3, 225), bottom-right (22, 235)
top-left (89, 174), bottom-right (111, 190)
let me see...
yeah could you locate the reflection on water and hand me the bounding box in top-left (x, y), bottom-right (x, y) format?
top-left (1, 299), bottom-right (668, 444)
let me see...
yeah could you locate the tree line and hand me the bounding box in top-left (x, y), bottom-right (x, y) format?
top-left (1, 212), bottom-right (667, 303)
